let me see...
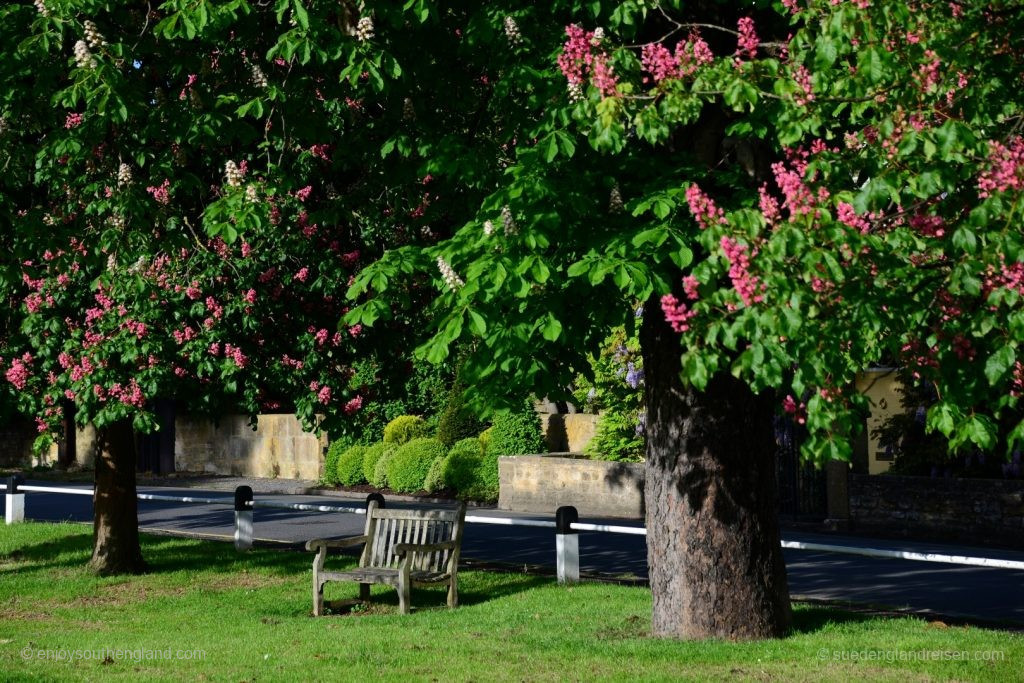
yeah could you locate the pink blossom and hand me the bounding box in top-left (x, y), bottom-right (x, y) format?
top-left (590, 55), bottom-right (618, 97)
top-left (909, 213), bottom-right (945, 237)
top-left (660, 294), bottom-right (697, 333)
top-left (759, 184), bottom-right (780, 225)
top-left (314, 328), bottom-right (329, 346)
top-left (146, 179), bottom-right (171, 205)
top-left (720, 237), bottom-right (764, 307)
top-left (65, 112), bottom-right (83, 129)
top-left (243, 289), bottom-right (257, 304)
top-left (792, 65), bottom-right (815, 106)
top-left (641, 43), bottom-right (679, 83)
top-left (317, 386), bottom-right (332, 404)
top-left (682, 276), bottom-right (700, 300)
top-left (341, 250), bottom-right (360, 267)
top-left (685, 184), bottom-right (726, 229)
top-left (348, 324), bottom-right (363, 338)
top-left (771, 162), bottom-right (816, 218)
top-left (836, 202), bottom-right (871, 233)
top-left (294, 185), bottom-right (312, 202)
top-left (557, 24), bottom-right (595, 85)
top-left (241, 242), bottom-right (252, 258)
top-left (294, 267), bottom-right (310, 283)
top-left (735, 18), bottom-right (759, 59)
top-left (5, 357), bottom-right (30, 390)
top-left (344, 395), bottom-right (364, 415)
top-left (977, 137), bottom-right (1024, 198)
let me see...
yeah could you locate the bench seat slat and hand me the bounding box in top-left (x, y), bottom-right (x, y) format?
top-left (323, 568), bottom-right (451, 585)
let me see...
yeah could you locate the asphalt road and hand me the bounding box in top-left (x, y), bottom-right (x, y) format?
top-left (8, 481), bottom-right (1024, 625)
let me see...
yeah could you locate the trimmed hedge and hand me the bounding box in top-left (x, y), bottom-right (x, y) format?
top-left (322, 441), bottom-right (347, 486)
top-left (488, 406), bottom-right (544, 456)
top-left (444, 438), bottom-right (485, 498)
top-left (386, 437), bottom-right (447, 493)
top-left (423, 455), bottom-right (448, 494)
top-left (383, 415), bottom-right (430, 445)
top-left (479, 427), bottom-right (494, 455)
top-left (336, 444), bottom-right (368, 486)
top-left (362, 442), bottom-right (396, 485)
top-left (371, 448), bottom-right (397, 489)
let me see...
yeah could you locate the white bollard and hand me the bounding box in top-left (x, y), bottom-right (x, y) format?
top-left (5, 476), bottom-right (25, 525)
top-left (555, 506), bottom-right (580, 584)
top-left (234, 486), bottom-right (253, 551)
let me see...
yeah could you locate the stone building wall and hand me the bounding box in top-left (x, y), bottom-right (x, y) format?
top-left (849, 474), bottom-right (1024, 548)
top-left (174, 414), bottom-right (326, 481)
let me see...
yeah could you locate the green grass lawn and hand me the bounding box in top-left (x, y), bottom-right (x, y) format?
top-left (0, 523), bottom-right (1020, 682)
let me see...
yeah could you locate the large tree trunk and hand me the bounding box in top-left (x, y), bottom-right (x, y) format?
top-left (641, 296), bottom-right (791, 640)
top-left (90, 418), bottom-right (146, 575)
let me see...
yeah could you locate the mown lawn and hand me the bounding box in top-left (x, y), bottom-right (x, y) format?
top-left (0, 522), bottom-right (1020, 682)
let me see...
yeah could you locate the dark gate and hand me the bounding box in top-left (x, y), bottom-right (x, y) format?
top-left (774, 416), bottom-right (827, 520)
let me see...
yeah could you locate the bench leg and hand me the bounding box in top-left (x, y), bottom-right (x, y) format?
top-left (359, 583), bottom-right (370, 602)
top-left (447, 576), bottom-right (458, 608)
top-left (398, 567), bottom-right (411, 615)
top-left (313, 576), bottom-right (325, 617)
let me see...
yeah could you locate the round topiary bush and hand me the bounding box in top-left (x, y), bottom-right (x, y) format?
top-left (371, 447), bottom-right (397, 489)
top-left (488, 404), bottom-right (545, 456)
top-left (362, 441), bottom-right (396, 485)
top-left (336, 444), bottom-right (368, 486)
top-left (423, 455), bottom-right (448, 493)
top-left (478, 426), bottom-right (493, 455)
top-left (322, 440), bottom-right (347, 486)
top-left (386, 437), bottom-right (447, 493)
top-left (383, 415), bottom-right (430, 445)
top-left (444, 437), bottom-right (484, 497)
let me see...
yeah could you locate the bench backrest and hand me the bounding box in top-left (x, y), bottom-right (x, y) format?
top-left (359, 500), bottom-right (466, 574)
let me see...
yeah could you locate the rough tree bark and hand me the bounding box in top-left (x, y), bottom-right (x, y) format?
top-left (641, 295), bottom-right (791, 640)
top-left (90, 417), bottom-right (147, 575)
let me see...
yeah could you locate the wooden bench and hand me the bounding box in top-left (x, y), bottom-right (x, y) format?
top-left (305, 500), bottom-right (466, 615)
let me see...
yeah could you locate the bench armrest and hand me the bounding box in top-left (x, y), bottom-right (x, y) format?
top-left (305, 535), bottom-right (369, 553)
top-left (393, 540), bottom-right (457, 557)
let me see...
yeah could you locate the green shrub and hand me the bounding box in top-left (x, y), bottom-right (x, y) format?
top-left (444, 438), bottom-right (485, 497)
top-left (322, 441), bottom-right (346, 486)
top-left (386, 437), bottom-right (447, 493)
top-left (383, 415), bottom-right (430, 445)
top-left (336, 444), bottom-right (368, 486)
top-left (362, 442), bottom-right (395, 485)
top-left (574, 327), bottom-right (646, 461)
top-left (436, 382), bottom-right (484, 447)
top-left (423, 455), bottom-right (448, 494)
top-left (489, 404), bottom-right (545, 456)
top-left (479, 427), bottom-right (494, 455)
top-left (371, 448), bottom-right (397, 489)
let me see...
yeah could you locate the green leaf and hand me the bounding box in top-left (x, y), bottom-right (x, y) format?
top-left (467, 310), bottom-right (487, 335)
top-left (984, 345), bottom-right (1015, 386)
top-left (541, 314), bottom-right (562, 342)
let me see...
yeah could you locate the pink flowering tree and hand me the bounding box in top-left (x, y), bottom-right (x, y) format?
top-left (348, 1), bottom-right (1024, 639)
top-left (0, 1), bottom-right (471, 574)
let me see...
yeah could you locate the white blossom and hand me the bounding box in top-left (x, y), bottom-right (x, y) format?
top-left (245, 184), bottom-right (259, 203)
top-left (84, 20), bottom-right (107, 49)
top-left (355, 17), bottom-right (374, 42)
top-left (503, 16), bottom-right (522, 45)
top-left (33, 0), bottom-right (49, 17)
top-left (436, 256), bottom-right (464, 291)
top-left (483, 220), bottom-right (495, 237)
top-left (224, 160), bottom-right (243, 187)
top-left (609, 184), bottom-right (624, 214)
top-left (402, 97), bottom-right (416, 121)
top-left (567, 82), bottom-right (585, 103)
top-left (592, 27), bottom-right (605, 45)
top-left (251, 64), bottom-right (268, 89)
top-left (117, 163), bottom-right (132, 187)
top-left (501, 205), bottom-right (518, 236)
top-left (73, 40), bottom-right (97, 70)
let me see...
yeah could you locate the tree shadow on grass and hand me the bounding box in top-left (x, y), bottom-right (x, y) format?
top-left (790, 603), bottom-right (892, 634)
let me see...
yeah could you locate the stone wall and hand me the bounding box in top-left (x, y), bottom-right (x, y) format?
top-left (849, 474), bottom-right (1024, 548)
top-left (175, 414), bottom-right (326, 481)
top-left (0, 418), bottom-right (37, 467)
top-left (498, 455), bottom-right (644, 518)
top-left (537, 413), bottom-right (599, 453)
